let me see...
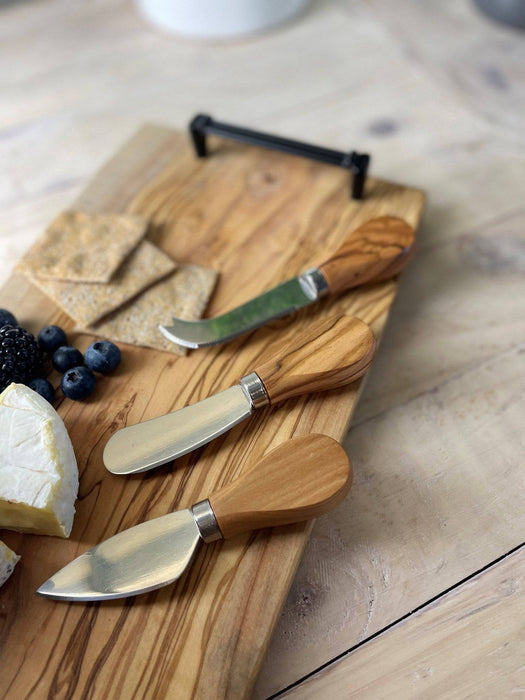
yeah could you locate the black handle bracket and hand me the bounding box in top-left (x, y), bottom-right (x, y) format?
top-left (189, 114), bottom-right (370, 200)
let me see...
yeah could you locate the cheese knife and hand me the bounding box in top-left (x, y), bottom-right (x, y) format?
top-left (37, 434), bottom-right (351, 601)
top-left (159, 216), bottom-right (414, 348)
top-left (104, 314), bottom-right (375, 475)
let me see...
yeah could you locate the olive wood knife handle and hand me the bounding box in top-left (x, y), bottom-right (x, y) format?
top-left (209, 434), bottom-right (351, 539)
top-left (253, 315), bottom-right (375, 405)
top-left (317, 216), bottom-right (415, 295)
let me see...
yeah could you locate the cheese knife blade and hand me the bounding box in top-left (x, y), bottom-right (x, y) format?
top-left (37, 434), bottom-right (352, 601)
top-left (104, 315), bottom-right (376, 475)
top-left (36, 509), bottom-right (200, 601)
top-left (160, 274), bottom-right (323, 348)
top-left (159, 216), bottom-right (414, 348)
top-left (103, 385), bottom-right (253, 475)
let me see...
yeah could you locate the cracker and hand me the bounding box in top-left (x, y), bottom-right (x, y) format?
top-left (18, 211), bottom-right (149, 283)
top-left (79, 264), bottom-right (218, 355)
top-left (28, 241), bottom-right (177, 327)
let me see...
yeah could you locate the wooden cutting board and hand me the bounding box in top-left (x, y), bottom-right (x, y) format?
top-left (0, 125), bottom-right (424, 699)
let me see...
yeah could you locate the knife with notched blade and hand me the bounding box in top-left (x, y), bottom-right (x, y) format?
top-left (159, 216), bottom-right (414, 348)
top-left (104, 315), bottom-right (375, 476)
top-left (37, 434), bottom-right (351, 601)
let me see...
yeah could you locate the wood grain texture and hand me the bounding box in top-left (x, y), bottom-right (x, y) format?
top-left (255, 315), bottom-right (376, 405)
top-left (0, 1), bottom-right (523, 697)
top-left (0, 125), bottom-right (423, 699)
top-left (318, 216), bottom-right (415, 294)
top-left (281, 547), bottom-right (525, 699)
top-left (211, 435), bottom-right (352, 539)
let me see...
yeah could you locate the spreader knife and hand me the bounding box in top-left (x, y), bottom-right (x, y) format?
top-left (37, 434), bottom-right (351, 601)
top-left (159, 216), bottom-right (414, 348)
top-left (104, 315), bottom-right (375, 476)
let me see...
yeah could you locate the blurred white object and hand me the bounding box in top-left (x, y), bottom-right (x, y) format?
top-left (136, 0), bottom-right (308, 38)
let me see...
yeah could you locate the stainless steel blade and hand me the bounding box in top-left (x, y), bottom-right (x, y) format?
top-left (104, 385), bottom-right (253, 475)
top-left (159, 269), bottom-right (328, 348)
top-left (36, 510), bottom-right (200, 601)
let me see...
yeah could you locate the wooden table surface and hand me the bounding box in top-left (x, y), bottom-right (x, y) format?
top-left (1, 1), bottom-right (523, 697)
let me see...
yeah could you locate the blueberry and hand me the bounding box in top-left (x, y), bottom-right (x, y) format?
top-left (52, 346), bottom-right (84, 373)
top-left (38, 325), bottom-right (67, 353)
top-left (84, 340), bottom-right (121, 374)
top-left (61, 366), bottom-right (96, 400)
top-left (29, 378), bottom-right (55, 404)
top-left (0, 309), bottom-right (17, 328)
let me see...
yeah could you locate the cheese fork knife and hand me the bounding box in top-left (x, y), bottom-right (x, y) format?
top-left (159, 216), bottom-right (414, 348)
top-left (104, 314), bottom-right (375, 476)
top-left (36, 434), bottom-right (351, 602)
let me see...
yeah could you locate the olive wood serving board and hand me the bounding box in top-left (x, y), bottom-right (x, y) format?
top-left (0, 125), bottom-right (424, 699)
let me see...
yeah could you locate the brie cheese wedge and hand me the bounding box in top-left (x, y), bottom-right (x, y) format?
top-left (0, 540), bottom-right (20, 587)
top-left (0, 383), bottom-right (79, 537)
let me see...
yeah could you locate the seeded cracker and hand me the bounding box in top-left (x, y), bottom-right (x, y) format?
top-left (18, 211), bottom-right (149, 283)
top-left (79, 264), bottom-right (218, 356)
top-left (28, 241), bottom-right (177, 327)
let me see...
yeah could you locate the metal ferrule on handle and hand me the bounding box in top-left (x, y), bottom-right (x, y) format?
top-left (192, 499), bottom-right (223, 543)
top-left (240, 372), bottom-right (270, 409)
top-left (298, 268), bottom-right (330, 301)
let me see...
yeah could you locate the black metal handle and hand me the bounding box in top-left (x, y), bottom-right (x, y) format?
top-left (189, 114), bottom-right (370, 200)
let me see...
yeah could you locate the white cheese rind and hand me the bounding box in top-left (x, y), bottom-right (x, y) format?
top-left (0, 383), bottom-right (79, 537)
top-left (0, 540), bottom-right (20, 588)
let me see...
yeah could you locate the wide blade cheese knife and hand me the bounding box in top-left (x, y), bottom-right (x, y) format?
top-left (104, 315), bottom-right (375, 475)
top-left (37, 434), bottom-right (351, 601)
top-left (159, 216), bottom-right (414, 348)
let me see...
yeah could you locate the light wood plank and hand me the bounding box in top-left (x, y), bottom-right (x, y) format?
top-left (280, 547), bottom-right (525, 699)
top-left (366, 0), bottom-right (525, 135)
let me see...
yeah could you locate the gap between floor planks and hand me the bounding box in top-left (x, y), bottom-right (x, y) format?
top-left (270, 542), bottom-right (525, 698)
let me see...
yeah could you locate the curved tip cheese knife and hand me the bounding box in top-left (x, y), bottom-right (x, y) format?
top-left (103, 314), bottom-right (375, 476)
top-left (36, 434), bottom-right (351, 602)
top-left (159, 215), bottom-right (414, 348)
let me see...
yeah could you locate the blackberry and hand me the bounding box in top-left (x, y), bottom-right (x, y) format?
top-left (0, 324), bottom-right (43, 391)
